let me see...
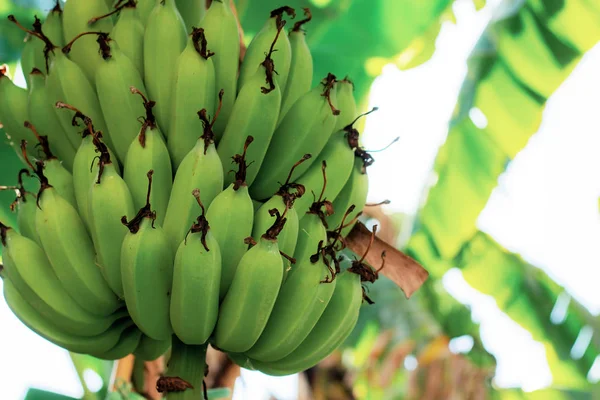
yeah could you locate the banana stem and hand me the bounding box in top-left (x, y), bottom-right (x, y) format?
top-left (164, 337), bottom-right (208, 400)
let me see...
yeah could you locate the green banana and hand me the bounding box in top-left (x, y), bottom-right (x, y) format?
top-left (34, 165), bottom-right (120, 316)
top-left (93, 32), bottom-right (147, 163)
top-left (91, 325), bottom-right (143, 360)
top-left (237, 7), bottom-right (294, 95)
top-left (15, 191), bottom-right (39, 244)
top-left (42, 2), bottom-right (66, 47)
top-left (327, 158), bottom-right (368, 237)
top-left (0, 221), bottom-right (127, 337)
top-left (134, 335), bottom-right (171, 361)
top-left (21, 34), bottom-right (40, 88)
top-left (246, 248), bottom-right (337, 362)
top-left (334, 78), bottom-right (357, 132)
top-left (21, 3), bottom-right (65, 85)
top-left (0, 66), bottom-right (36, 154)
top-left (9, 14), bottom-right (113, 152)
top-left (291, 128), bottom-right (357, 217)
top-left (206, 136), bottom-right (254, 299)
top-left (292, 167), bottom-right (329, 270)
top-left (278, 8), bottom-right (313, 124)
top-left (217, 23), bottom-right (283, 187)
top-left (163, 106), bottom-right (224, 252)
top-left (88, 135), bottom-right (135, 298)
top-left (105, 1), bottom-right (145, 76)
top-left (199, 0), bottom-right (240, 140)
top-left (247, 269), bottom-right (362, 376)
top-left (254, 196), bottom-right (298, 281)
top-left (143, 0), bottom-right (186, 131)
top-left (136, 0), bottom-right (155, 24)
top-left (28, 69), bottom-right (76, 169)
top-left (8, 170), bottom-right (41, 244)
top-left (62, 0), bottom-right (114, 83)
top-left (124, 88), bottom-right (172, 226)
top-left (250, 74), bottom-right (340, 200)
top-left (167, 27), bottom-right (216, 168)
top-left (2, 275), bottom-right (133, 354)
top-left (251, 156), bottom-right (310, 280)
top-left (175, 0), bottom-right (206, 33)
top-left (171, 189), bottom-right (221, 345)
top-left (56, 103), bottom-right (119, 230)
top-left (22, 125), bottom-right (77, 209)
top-left (121, 171), bottom-right (174, 340)
top-left (214, 209), bottom-right (287, 353)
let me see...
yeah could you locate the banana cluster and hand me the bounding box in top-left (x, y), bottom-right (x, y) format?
top-left (0, 0), bottom-right (384, 377)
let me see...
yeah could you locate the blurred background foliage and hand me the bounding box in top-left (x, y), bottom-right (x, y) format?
top-left (1, 0), bottom-right (599, 398)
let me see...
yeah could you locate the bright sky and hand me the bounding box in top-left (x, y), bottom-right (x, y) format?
top-left (2, 0), bottom-right (600, 398)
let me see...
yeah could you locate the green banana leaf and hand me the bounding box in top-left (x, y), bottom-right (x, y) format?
top-left (407, 0), bottom-right (600, 388)
top-left (412, 0), bottom-right (600, 261)
top-left (24, 388), bottom-right (78, 400)
top-left (69, 352), bottom-right (113, 400)
top-left (411, 231), bottom-right (600, 389)
top-left (494, 387), bottom-right (596, 400)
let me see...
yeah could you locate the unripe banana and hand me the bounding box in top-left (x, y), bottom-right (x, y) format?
top-left (327, 158), bottom-right (369, 237)
top-left (199, 0), bottom-right (240, 140)
top-left (136, 0), bottom-right (155, 24)
top-left (28, 69), bottom-right (76, 169)
top-left (291, 130), bottom-right (355, 217)
top-left (253, 197), bottom-right (299, 281)
top-left (21, 5), bottom-right (66, 86)
top-left (90, 325), bottom-right (143, 360)
top-left (206, 136), bottom-right (254, 299)
top-left (217, 24), bottom-right (283, 187)
top-left (238, 7), bottom-right (294, 95)
top-left (8, 170), bottom-right (41, 244)
top-left (175, 0), bottom-right (206, 33)
top-left (2, 274), bottom-right (133, 354)
top-left (251, 156), bottom-right (310, 280)
top-left (121, 171), bottom-right (175, 340)
top-left (124, 89), bottom-right (172, 226)
top-left (62, 0), bottom-right (113, 83)
top-left (278, 8), bottom-right (313, 124)
top-left (88, 136), bottom-right (135, 298)
top-left (250, 74), bottom-right (340, 200)
top-left (21, 35), bottom-right (41, 88)
top-left (135, 335), bottom-right (171, 361)
top-left (93, 33), bottom-right (147, 163)
top-left (0, 66), bottom-right (35, 154)
top-left (107, 1), bottom-right (145, 76)
top-left (34, 166), bottom-right (120, 316)
top-left (214, 210), bottom-right (287, 353)
top-left (0, 221), bottom-right (127, 337)
top-left (292, 176), bottom-right (329, 271)
top-left (246, 249), bottom-right (337, 362)
top-left (167, 28), bottom-right (216, 167)
top-left (47, 48), bottom-right (109, 149)
top-left (143, 0), bottom-right (186, 131)
top-left (22, 125), bottom-right (77, 209)
top-left (20, 5), bottom-right (65, 86)
top-left (334, 78), bottom-right (357, 132)
top-left (15, 191), bottom-right (40, 244)
top-left (41, 3), bottom-right (66, 47)
top-left (56, 103), bottom-right (120, 229)
top-left (293, 212), bottom-right (327, 268)
top-left (246, 269), bottom-right (362, 376)
top-left (171, 189), bottom-right (221, 344)
top-left (163, 108), bottom-right (224, 252)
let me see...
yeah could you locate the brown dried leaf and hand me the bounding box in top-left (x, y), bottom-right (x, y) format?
top-left (345, 222), bottom-right (429, 297)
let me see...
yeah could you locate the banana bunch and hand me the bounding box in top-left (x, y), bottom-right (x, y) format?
top-left (0, 0), bottom-right (391, 384)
